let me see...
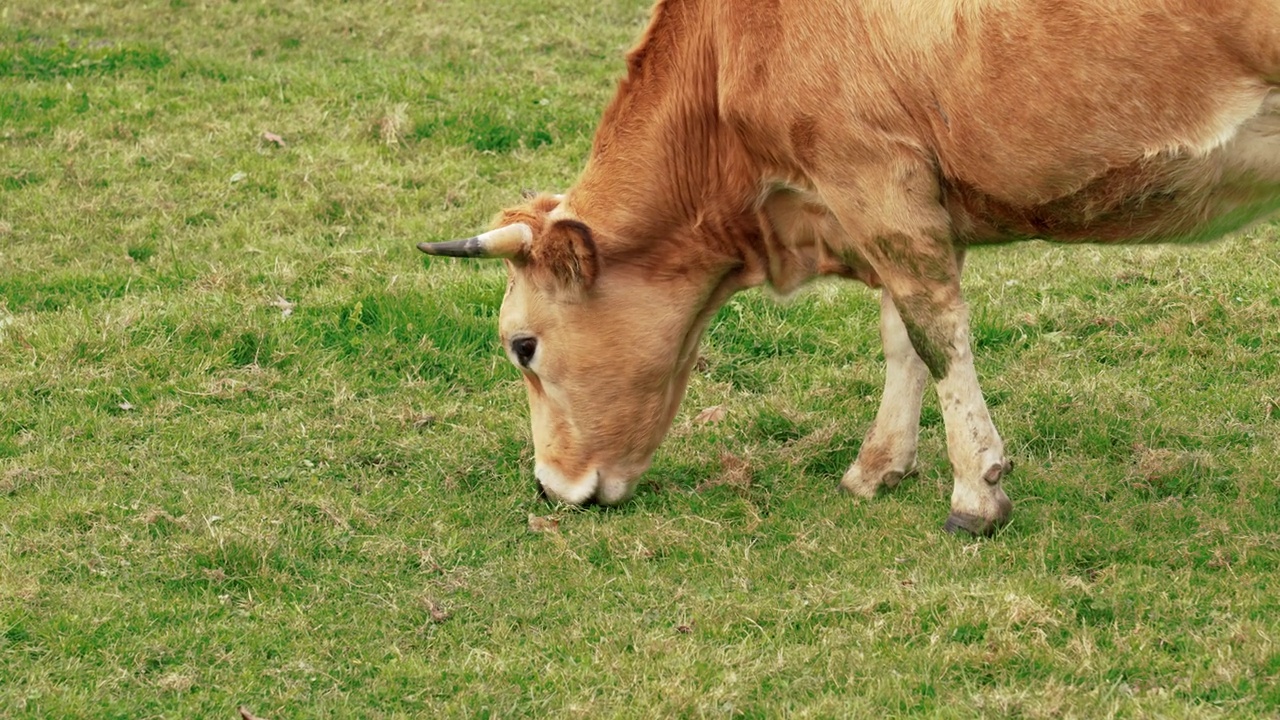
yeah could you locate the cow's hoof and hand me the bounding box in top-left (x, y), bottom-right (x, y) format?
top-left (839, 464), bottom-right (915, 498)
top-left (944, 489), bottom-right (1012, 537)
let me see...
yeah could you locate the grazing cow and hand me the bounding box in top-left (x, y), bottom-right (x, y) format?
top-left (420, 0), bottom-right (1280, 534)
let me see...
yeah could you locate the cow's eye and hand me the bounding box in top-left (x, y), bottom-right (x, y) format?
top-left (511, 336), bottom-right (538, 367)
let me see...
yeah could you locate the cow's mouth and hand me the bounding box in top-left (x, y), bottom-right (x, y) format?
top-left (536, 463), bottom-right (602, 505)
top-left (537, 463), bottom-right (641, 507)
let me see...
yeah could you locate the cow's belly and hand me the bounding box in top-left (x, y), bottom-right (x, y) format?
top-left (948, 92), bottom-right (1280, 246)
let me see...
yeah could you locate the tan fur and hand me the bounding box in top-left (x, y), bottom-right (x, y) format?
top-left (454, 0), bottom-right (1280, 517)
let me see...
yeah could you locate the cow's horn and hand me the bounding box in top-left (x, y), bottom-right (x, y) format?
top-left (417, 223), bottom-right (532, 259)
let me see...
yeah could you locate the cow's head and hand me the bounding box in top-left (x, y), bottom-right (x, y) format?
top-left (420, 194), bottom-right (747, 505)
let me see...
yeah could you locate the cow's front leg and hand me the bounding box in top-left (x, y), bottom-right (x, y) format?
top-left (821, 157), bottom-right (1012, 534)
top-left (880, 265), bottom-right (1008, 532)
top-left (840, 289), bottom-right (928, 496)
top-left (895, 287), bottom-right (1013, 535)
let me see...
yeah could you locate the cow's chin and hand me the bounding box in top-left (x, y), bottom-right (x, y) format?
top-left (535, 461), bottom-right (644, 507)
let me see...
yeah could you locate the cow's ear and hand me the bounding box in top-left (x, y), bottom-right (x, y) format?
top-left (532, 219), bottom-right (600, 290)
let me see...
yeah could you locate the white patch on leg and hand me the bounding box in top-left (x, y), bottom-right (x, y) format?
top-left (842, 291), bottom-right (930, 496)
top-left (932, 308), bottom-right (1011, 527)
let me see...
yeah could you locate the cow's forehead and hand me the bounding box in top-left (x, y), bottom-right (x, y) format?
top-left (498, 272), bottom-right (530, 336)
top-left (499, 267), bottom-right (559, 337)
top-left (503, 264), bottom-right (517, 296)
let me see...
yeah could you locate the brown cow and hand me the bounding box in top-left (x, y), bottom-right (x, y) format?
top-left (420, 0), bottom-right (1280, 534)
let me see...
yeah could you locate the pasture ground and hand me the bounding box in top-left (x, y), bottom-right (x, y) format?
top-left (2, 1), bottom-right (1279, 716)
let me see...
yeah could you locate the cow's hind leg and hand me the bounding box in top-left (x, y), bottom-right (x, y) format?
top-left (841, 289), bottom-right (928, 496)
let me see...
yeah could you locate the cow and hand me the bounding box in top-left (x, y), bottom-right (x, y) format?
top-left (419, 0), bottom-right (1280, 534)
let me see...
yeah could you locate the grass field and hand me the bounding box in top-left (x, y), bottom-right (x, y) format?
top-left (3, 1), bottom-right (1280, 716)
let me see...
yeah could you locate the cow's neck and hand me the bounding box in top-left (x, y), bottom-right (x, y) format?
top-left (567, 0), bottom-right (760, 276)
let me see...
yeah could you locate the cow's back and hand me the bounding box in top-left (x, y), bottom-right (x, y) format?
top-left (717, 0), bottom-right (1280, 207)
top-left (928, 0), bottom-right (1279, 205)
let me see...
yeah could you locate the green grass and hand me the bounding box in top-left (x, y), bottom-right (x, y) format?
top-left (3, 1), bottom-right (1280, 716)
